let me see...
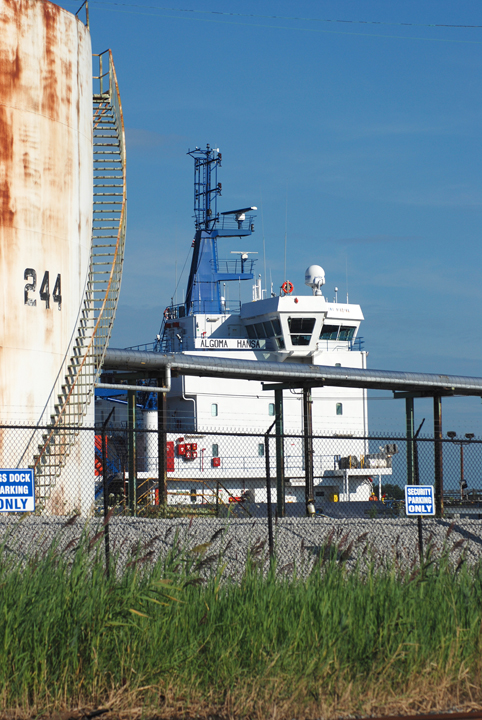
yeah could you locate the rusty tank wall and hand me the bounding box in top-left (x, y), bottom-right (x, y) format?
top-left (0, 0), bottom-right (92, 424)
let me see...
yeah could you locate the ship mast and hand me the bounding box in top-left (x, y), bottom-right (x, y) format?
top-left (184, 145), bottom-right (257, 315)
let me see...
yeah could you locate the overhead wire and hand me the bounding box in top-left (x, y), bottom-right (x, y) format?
top-left (172, 243), bottom-right (191, 299)
top-left (75, 2), bottom-right (482, 30)
top-left (65, 0), bottom-right (482, 43)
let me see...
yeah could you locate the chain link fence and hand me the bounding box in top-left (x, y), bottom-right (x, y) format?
top-left (0, 422), bottom-right (481, 575)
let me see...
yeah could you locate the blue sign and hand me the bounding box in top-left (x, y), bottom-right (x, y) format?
top-left (0, 469), bottom-right (35, 512)
top-left (405, 485), bottom-right (434, 516)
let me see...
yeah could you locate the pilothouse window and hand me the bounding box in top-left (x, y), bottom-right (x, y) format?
top-left (263, 321), bottom-right (274, 337)
top-left (339, 326), bottom-right (355, 341)
top-left (254, 322), bottom-right (267, 339)
top-left (245, 318), bottom-right (285, 349)
top-left (288, 317), bottom-right (316, 346)
top-left (320, 325), bottom-right (339, 340)
top-left (270, 317), bottom-right (285, 349)
top-left (320, 325), bottom-right (356, 341)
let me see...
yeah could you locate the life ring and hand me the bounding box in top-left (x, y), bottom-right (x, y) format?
top-left (163, 307), bottom-right (169, 319)
top-left (281, 281), bottom-right (294, 295)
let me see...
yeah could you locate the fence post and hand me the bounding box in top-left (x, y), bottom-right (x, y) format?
top-left (127, 390), bottom-right (137, 515)
top-left (265, 420), bottom-right (276, 561)
top-left (303, 388), bottom-right (315, 516)
top-left (433, 396), bottom-right (444, 517)
top-left (102, 407), bottom-right (115, 578)
top-left (406, 397), bottom-right (415, 484)
top-left (274, 388), bottom-right (285, 518)
top-left (414, 418), bottom-right (425, 562)
top-left (157, 375), bottom-right (167, 506)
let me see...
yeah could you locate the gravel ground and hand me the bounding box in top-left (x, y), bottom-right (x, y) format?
top-left (0, 514), bottom-right (481, 576)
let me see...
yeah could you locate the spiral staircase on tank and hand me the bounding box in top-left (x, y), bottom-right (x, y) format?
top-left (31, 50), bottom-right (126, 507)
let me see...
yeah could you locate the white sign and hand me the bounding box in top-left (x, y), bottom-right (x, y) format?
top-left (195, 338), bottom-right (267, 350)
top-left (0, 469), bottom-right (35, 512)
top-left (405, 485), bottom-right (434, 516)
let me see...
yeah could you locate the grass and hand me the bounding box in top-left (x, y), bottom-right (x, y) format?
top-left (0, 520), bottom-right (482, 718)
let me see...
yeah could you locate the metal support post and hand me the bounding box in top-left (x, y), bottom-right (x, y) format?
top-left (433, 396), bottom-right (444, 517)
top-left (264, 420), bottom-right (276, 561)
top-left (127, 390), bottom-right (137, 515)
top-left (406, 397), bottom-right (415, 485)
top-left (102, 407), bottom-right (115, 578)
top-left (274, 388), bottom-right (285, 518)
top-left (157, 375), bottom-right (167, 506)
top-left (460, 444), bottom-right (465, 500)
top-left (413, 418), bottom-right (425, 563)
top-left (303, 388), bottom-right (314, 515)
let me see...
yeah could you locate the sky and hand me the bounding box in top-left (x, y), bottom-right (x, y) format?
top-left (59, 0), bottom-right (482, 434)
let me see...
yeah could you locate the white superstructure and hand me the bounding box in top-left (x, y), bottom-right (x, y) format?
top-left (166, 283), bottom-right (368, 435)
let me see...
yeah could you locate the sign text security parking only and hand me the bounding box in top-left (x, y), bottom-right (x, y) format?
top-left (405, 485), bottom-right (434, 516)
top-left (0, 469), bottom-right (35, 512)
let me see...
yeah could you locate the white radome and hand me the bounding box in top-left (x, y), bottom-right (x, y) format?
top-left (305, 265), bottom-right (325, 295)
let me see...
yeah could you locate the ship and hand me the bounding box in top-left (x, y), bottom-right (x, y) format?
top-left (96, 145), bottom-right (396, 514)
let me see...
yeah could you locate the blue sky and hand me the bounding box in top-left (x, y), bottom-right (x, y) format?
top-left (61, 0), bottom-right (482, 433)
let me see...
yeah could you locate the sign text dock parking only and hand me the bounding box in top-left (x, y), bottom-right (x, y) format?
top-left (405, 485), bottom-right (434, 516)
top-left (0, 469), bottom-right (35, 512)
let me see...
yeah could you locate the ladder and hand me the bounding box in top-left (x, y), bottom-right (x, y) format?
top-left (32, 50), bottom-right (126, 507)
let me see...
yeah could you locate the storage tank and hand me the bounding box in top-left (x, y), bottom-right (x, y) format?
top-left (0, 0), bottom-right (126, 514)
top-left (0, 0), bottom-right (92, 422)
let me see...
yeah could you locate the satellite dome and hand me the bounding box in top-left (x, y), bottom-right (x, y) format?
top-left (305, 265), bottom-right (325, 295)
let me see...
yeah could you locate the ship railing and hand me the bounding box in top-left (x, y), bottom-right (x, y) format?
top-left (162, 300), bottom-right (244, 318)
top-left (186, 300), bottom-right (241, 315)
top-left (215, 258), bottom-right (257, 274)
top-left (124, 341), bottom-right (157, 353)
top-left (215, 213), bottom-right (256, 231)
top-left (223, 300), bottom-right (242, 313)
top-left (316, 336), bottom-right (365, 352)
top-left (162, 303), bottom-right (186, 320)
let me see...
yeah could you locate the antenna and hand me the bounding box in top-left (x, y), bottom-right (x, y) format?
top-left (284, 189), bottom-right (288, 283)
top-left (345, 255), bottom-right (349, 303)
top-left (260, 194), bottom-right (267, 296)
top-left (174, 225), bottom-right (178, 305)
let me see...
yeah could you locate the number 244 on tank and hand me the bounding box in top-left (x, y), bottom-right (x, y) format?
top-left (24, 268), bottom-right (62, 309)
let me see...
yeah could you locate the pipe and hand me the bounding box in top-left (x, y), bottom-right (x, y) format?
top-left (181, 375), bottom-right (197, 431)
top-left (96, 366), bottom-right (171, 394)
top-left (362, 351), bottom-right (368, 455)
top-left (103, 349), bottom-right (482, 395)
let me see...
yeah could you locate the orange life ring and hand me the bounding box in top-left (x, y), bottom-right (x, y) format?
top-left (164, 307), bottom-right (169, 319)
top-left (281, 281), bottom-right (294, 294)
